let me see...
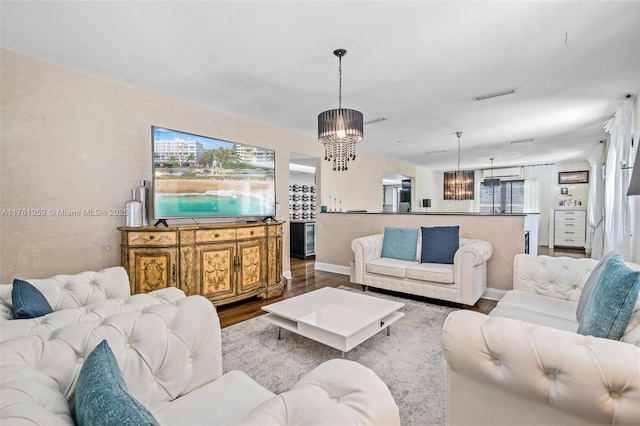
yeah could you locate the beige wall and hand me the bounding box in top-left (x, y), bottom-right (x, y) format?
top-left (316, 212), bottom-right (533, 291)
top-left (0, 48), bottom-right (415, 282)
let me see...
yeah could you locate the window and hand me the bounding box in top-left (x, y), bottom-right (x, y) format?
top-left (480, 180), bottom-right (524, 213)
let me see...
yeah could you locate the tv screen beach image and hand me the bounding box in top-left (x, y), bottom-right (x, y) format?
top-left (152, 127), bottom-right (276, 219)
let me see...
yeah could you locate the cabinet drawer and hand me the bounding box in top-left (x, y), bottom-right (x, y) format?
top-left (237, 226), bottom-right (265, 240)
top-left (555, 222), bottom-right (585, 231)
top-left (268, 224), bottom-right (283, 236)
top-left (555, 210), bottom-right (585, 217)
top-left (555, 211), bottom-right (585, 221)
top-left (196, 228), bottom-right (236, 243)
top-left (555, 218), bottom-right (586, 226)
top-left (556, 229), bottom-right (584, 238)
top-left (127, 231), bottom-right (177, 246)
top-left (554, 236), bottom-right (585, 247)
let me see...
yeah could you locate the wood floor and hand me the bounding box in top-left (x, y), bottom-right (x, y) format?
top-left (217, 258), bottom-right (497, 328)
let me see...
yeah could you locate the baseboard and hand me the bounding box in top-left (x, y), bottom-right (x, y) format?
top-left (482, 288), bottom-right (507, 301)
top-left (314, 262), bottom-right (351, 276)
top-left (282, 270), bottom-right (292, 282)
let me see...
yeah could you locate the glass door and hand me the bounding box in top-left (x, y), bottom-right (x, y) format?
top-left (305, 223), bottom-right (316, 256)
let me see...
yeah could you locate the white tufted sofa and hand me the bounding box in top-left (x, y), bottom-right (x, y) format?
top-left (0, 295), bottom-right (401, 425)
top-left (442, 254), bottom-right (640, 425)
top-left (351, 235), bottom-right (493, 305)
top-left (0, 266), bottom-right (186, 342)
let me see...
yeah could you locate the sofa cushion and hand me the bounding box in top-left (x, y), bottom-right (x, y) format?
top-left (490, 290), bottom-right (579, 332)
top-left (577, 255), bottom-right (640, 340)
top-left (496, 290), bottom-right (578, 321)
top-left (153, 370), bottom-right (275, 425)
top-left (381, 227), bottom-right (419, 261)
top-left (74, 340), bottom-right (160, 426)
top-left (421, 226), bottom-right (459, 264)
top-left (11, 279), bottom-right (53, 319)
top-left (366, 258), bottom-right (415, 278)
top-left (577, 251), bottom-right (616, 321)
top-left (406, 263), bottom-right (454, 284)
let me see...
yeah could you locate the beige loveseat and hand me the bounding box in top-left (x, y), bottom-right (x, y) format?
top-left (442, 254), bottom-right (640, 425)
top-left (351, 234), bottom-right (493, 305)
top-left (0, 266), bottom-right (185, 342)
top-left (1, 295), bottom-right (401, 425)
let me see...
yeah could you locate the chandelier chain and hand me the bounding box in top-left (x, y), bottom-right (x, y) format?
top-left (338, 56), bottom-right (342, 109)
top-left (457, 134), bottom-right (461, 172)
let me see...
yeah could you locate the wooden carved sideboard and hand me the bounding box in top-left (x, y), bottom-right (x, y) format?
top-left (117, 221), bottom-right (285, 305)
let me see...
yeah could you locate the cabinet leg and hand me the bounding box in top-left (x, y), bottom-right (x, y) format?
top-left (277, 326), bottom-right (282, 340)
top-left (361, 285), bottom-right (367, 291)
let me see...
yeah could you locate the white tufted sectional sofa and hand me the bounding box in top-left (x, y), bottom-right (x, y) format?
top-left (0, 295), bottom-right (401, 425)
top-left (0, 266), bottom-right (186, 342)
top-left (442, 254), bottom-right (640, 425)
top-left (351, 234), bottom-right (493, 305)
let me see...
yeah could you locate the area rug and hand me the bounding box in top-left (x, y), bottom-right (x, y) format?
top-left (221, 287), bottom-right (457, 426)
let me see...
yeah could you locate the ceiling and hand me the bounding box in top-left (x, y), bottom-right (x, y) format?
top-left (2, 1), bottom-right (639, 172)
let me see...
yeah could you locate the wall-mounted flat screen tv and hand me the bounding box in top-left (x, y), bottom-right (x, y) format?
top-left (152, 126), bottom-right (276, 219)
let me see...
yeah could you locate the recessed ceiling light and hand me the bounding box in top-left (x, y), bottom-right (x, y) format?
top-left (472, 88), bottom-right (518, 101)
top-left (425, 150), bottom-right (447, 155)
top-left (364, 117), bottom-right (387, 125)
top-left (507, 138), bottom-right (535, 145)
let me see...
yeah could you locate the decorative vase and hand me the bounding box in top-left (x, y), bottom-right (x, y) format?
top-left (135, 179), bottom-right (149, 226)
top-left (125, 189), bottom-right (143, 227)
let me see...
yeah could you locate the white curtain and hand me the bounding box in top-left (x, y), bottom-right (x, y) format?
top-left (587, 142), bottom-right (605, 259)
top-left (603, 97), bottom-right (635, 260)
top-left (523, 163), bottom-right (558, 246)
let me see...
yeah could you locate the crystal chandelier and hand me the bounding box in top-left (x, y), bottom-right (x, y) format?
top-left (443, 132), bottom-right (474, 200)
top-left (318, 49), bottom-right (364, 171)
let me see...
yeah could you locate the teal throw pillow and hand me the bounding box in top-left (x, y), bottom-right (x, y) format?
top-left (421, 226), bottom-right (459, 264)
top-left (576, 251), bottom-right (617, 321)
top-left (11, 279), bottom-right (53, 319)
top-left (577, 255), bottom-right (640, 340)
top-left (381, 227), bottom-right (419, 261)
top-left (74, 340), bottom-right (160, 426)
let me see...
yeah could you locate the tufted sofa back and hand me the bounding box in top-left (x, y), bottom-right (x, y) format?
top-left (0, 287), bottom-right (186, 342)
top-left (0, 295), bottom-right (222, 424)
top-left (513, 254), bottom-right (597, 301)
top-left (0, 266), bottom-right (130, 311)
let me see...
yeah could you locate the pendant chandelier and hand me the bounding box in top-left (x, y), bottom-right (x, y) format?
top-left (443, 132), bottom-right (474, 200)
top-left (318, 49), bottom-right (364, 171)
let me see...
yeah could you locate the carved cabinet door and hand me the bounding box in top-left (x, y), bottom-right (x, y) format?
top-left (197, 242), bottom-right (236, 301)
top-left (128, 247), bottom-right (178, 294)
top-left (237, 239), bottom-right (267, 295)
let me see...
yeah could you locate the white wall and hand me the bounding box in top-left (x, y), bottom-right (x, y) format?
top-left (289, 173), bottom-right (315, 187)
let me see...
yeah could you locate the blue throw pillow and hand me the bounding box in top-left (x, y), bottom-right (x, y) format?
top-left (381, 227), bottom-right (419, 261)
top-left (11, 279), bottom-right (53, 319)
top-left (576, 251), bottom-right (617, 321)
top-left (577, 255), bottom-right (640, 340)
top-left (74, 340), bottom-right (160, 426)
top-left (421, 226), bottom-right (459, 264)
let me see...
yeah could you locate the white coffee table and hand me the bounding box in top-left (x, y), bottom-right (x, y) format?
top-left (262, 287), bottom-right (405, 355)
